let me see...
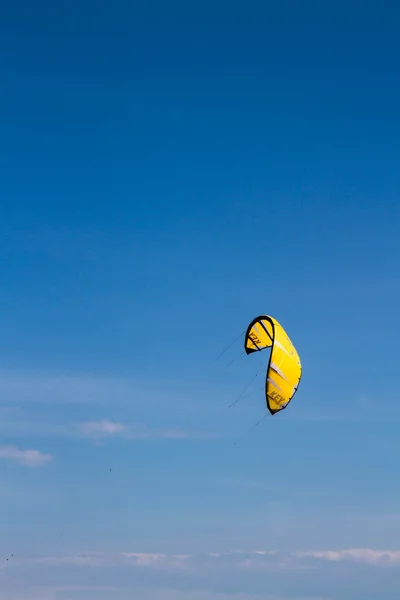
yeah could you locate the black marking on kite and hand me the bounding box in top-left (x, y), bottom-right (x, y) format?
top-left (259, 320), bottom-right (274, 342)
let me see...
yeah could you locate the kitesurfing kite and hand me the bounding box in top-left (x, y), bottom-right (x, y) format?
top-left (244, 315), bottom-right (302, 415)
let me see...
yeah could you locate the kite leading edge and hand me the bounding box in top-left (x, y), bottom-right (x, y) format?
top-left (244, 315), bottom-right (302, 415)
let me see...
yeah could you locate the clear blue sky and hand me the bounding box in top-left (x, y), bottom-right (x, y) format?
top-left (1, 1), bottom-right (400, 599)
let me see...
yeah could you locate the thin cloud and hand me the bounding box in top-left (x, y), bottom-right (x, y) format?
top-left (0, 369), bottom-right (217, 410)
top-left (0, 417), bottom-right (212, 441)
top-left (77, 420), bottom-right (206, 441)
top-left (299, 548), bottom-right (400, 566)
top-left (0, 445), bottom-right (52, 467)
top-left (0, 368), bottom-right (398, 425)
top-left (78, 420), bottom-right (127, 438)
top-left (121, 552), bottom-right (191, 572)
top-left (15, 547), bottom-right (400, 571)
top-left (36, 553), bottom-right (108, 568)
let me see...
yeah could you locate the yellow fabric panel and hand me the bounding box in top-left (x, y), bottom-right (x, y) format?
top-left (267, 317), bottom-right (301, 413)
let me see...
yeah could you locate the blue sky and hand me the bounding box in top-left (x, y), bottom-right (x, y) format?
top-left (1, 1), bottom-right (400, 598)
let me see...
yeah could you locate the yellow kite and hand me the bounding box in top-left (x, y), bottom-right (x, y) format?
top-left (244, 315), bottom-right (302, 415)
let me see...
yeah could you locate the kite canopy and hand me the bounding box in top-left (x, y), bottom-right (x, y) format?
top-left (244, 315), bottom-right (302, 415)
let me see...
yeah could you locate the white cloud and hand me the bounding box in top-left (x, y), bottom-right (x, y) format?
top-left (13, 547), bottom-right (400, 571)
top-left (0, 417), bottom-right (210, 442)
top-left (121, 552), bottom-right (191, 571)
top-left (33, 552), bottom-right (191, 571)
top-left (77, 420), bottom-right (198, 441)
top-left (0, 445), bottom-right (52, 467)
top-left (299, 548), bottom-right (400, 566)
top-left (78, 420), bottom-right (127, 438)
top-left (122, 552), bottom-right (166, 566)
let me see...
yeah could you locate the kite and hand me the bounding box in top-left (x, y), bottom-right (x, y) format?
top-left (244, 315), bottom-right (302, 415)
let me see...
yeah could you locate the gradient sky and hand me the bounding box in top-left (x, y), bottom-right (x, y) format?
top-left (1, 1), bottom-right (400, 599)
